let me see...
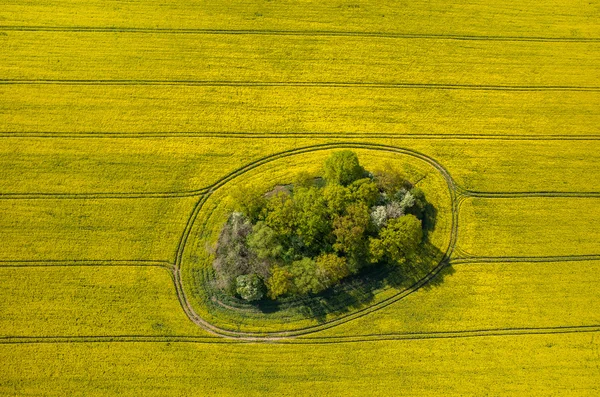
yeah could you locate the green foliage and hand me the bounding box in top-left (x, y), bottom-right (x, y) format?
top-left (405, 187), bottom-right (428, 219)
top-left (293, 186), bottom-right (332, 252)
top-left (235, 274), bottom-right (266, 301)
top-left (214, 151), bottom-right (431, 302)
top-left (316, 253), bottom-right (351, 288)
top-left (332, 202), bottom-right (370, 255)
top-left (230, 185), bottom-right (266, 223)
top-left (264, 191), bottom-right (297, 240)
top-left (246, 221), bottom-right (284, 261)
top-left (323, 150), bottom-right (365, 186)
top-left (289, 257), bottom-right (323, 295)
top-left (266, 265), bottom-right (293, 300)
top-left (373, 164), bottom-right (406, 195)
top-left (371, 215), bottom-right (423, 266)
top-left (322, 184), bottom-right (351, 215)
top-left (348, 178), bottom-right (380, 207)
top-left (293, 171), bottom-right (316, 188)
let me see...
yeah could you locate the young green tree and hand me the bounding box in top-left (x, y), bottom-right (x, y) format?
top-left (315, 253), bottom-right (350, 288)
top-left (246, 221), bottom-right (284, 261)
top-left (289, 257), bottom-right (323, 295)
top-left (230, 184), bottom-right (266, 223)
top-left (323, 150), bottom-right (365, 186)
top-left (266, 265), bottom-right (293, 300)
top-left (370, 215), bottom-right (423, 266)
top-left (293, 186), bottom-right (332, 252)
top-left (235, 274), bottom-right (266, 301)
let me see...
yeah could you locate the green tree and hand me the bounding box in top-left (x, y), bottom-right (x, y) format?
top-left (372, 215), bottom-right (423, 266)
top-left (323, 150), bottom-right (365, 186)
top-left (405, 187), bottom-right (428, 219)
top-left (246, 221), bottom-right (284, 261)
top-left (266, 265), bottom-right (293, 299)
top-left (373, 166), bottom-right (406, 195)
top-left (293, 186), bottom-right (332, 252)
top-left (264, 191), bottom-right (297, 240)
top-left (235, 274), bottom-right (265, 301)
top-left (290, 257), bottom-right (323, 295)
top-left (348, 178), bottom-right (380, 207)
top-left (315, 253), bottom-right (350, 288)
top-left (293, 171), bottom-right (316, 188)
top-left (230, 184), bottom-right (266, 223)
top-left (332, 202), bottom-right (371, 271)
top-left (322, 183), bottom-right (351, 215)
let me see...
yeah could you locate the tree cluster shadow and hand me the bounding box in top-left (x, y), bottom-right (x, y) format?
top-left (206, 201), bottom-right (454, 324)
top-left (250, 241), bottom-right (454, 324)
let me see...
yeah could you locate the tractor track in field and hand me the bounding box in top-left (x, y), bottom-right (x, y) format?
top-left (2, 325), bottom-right (600, 345)
top-left (2, 137), bottom-right (600, 200)
top-left (3, 26), bottom-right (600, 43)
top-left (4, 142), bottom-right (600, 341)
top-left (450, 255), bottom-right (600, 265)
top-left (170, 143), bottom-right (460, 339)
top-left (171, 143), bottom-right (600, 339)
top-left (2, 80), bottom-right (600, 92)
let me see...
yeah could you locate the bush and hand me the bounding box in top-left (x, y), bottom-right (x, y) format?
top-left (235, 274), bottom-right (265, 301)
top-left (323, 150), bottom-right (365, 186)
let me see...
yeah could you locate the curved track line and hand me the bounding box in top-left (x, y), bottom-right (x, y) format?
top-left (2, 26), bottom-right (599, 42)
top-left (171, 142), bottom-right (460, 339)
top-left (3, 139), bottom-right (600, 199)
top-left (2, 325), bottom-right (599, 345)
top-left (2, 80), bottom-right (599, 91)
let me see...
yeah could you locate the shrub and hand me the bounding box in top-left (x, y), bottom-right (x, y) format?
top-left (289, 257), bottom-right (323, 295)
top-left (323, 150), bottom-right (365, 186)
top-left (266, 266), bottom-right (293, 300)
top-left (235, 274), bottom-right (265, 301)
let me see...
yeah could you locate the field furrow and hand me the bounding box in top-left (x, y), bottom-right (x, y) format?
top-left (1, 333), bottom-right (598, 396)
top-left (2, 139), bottom-right (600, 195)
top-left (2, 85), bottom-right (598, 135)
top-left (1, 0), bottom-right (598, 38)
top-left (315, 260), bottom-right (600, 337)
top-left (1, 33), bottom-right (598, 86)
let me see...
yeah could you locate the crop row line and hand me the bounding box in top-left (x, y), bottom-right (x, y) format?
top-left (462, 190), bottom-right (600, 198)
top-left (2, 144), bottom-right (600, 200)
top-left (2, 133), bottom-right (600, 140)
top-left (1, 80), bottom-right (599, 91)
top-left (2, 26), bottom-right (599, 42)
top-left (450, 254), bottom-right (600, 265)
top-left (2, 325), bottom-right (599, 345)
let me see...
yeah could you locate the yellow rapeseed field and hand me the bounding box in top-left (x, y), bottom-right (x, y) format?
top-left (1, 0), bottom-right (599, 395)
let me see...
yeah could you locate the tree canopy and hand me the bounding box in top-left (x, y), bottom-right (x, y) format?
top-left (212, 151), bottom-right (432, 302)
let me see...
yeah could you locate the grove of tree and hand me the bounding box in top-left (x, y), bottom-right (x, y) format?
top-left (213, 151), bottom-right (431, 302)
